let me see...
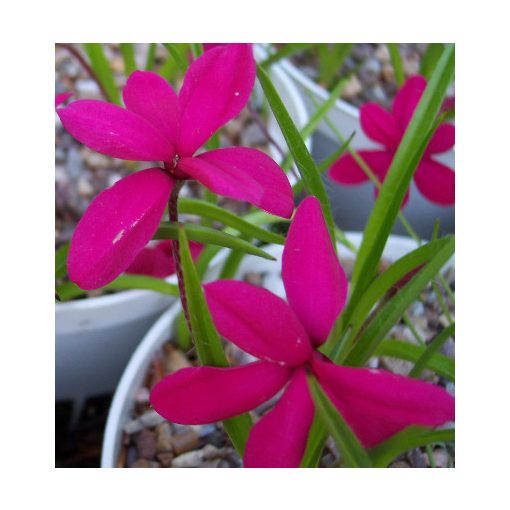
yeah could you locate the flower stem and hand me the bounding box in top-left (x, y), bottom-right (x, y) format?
top-left (168, 181), bottom-right (193, 338)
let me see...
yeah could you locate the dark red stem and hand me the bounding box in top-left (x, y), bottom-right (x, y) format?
top-left (56, 43), bottom-right (110, 102)
top-left (168, 181), bottom-right (193, 338)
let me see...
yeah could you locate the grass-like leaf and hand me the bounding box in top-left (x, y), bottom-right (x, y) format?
top-left (261, 43), bottom-right (319, 67)
top-left (345, 235), bottom-right (455, 367)
top-left (119, 43), bottom-right (137, 76)
top-left (348, 44), bottom-right (455, 310)
top-left (308, 375), bottom-right (372, 468)
top-left (420, 44), bottom-right (445, 80)
top-left (387, 43), bottom-right (405, 86)
top-left (409, 323), bottom-right (455, 379)
top-left (154, 222), bottom-right (276, 261)
top-left (163, 43), bottom-right (189, 73)
top-left (56, 274), bottom-right (180, 301)
top-left (374, 339), bottom-right (454, 381)
top-left (256, 63), bottom-right (336, 248)
top-left (369, 426), bottom-right (454, 467)
top-left (178, 227), bottom-right (252, 455)
top-left (55, 243), bottom-right (70, 280)
top-left (178, 198), bottom-right (285, 245)
top-left (82, 43), bottom-right (121, 104)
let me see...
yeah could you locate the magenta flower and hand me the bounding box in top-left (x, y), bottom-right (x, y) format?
top-left (150, 196), bottom-right (454, 467)
top-left (56, 44), bottom-right (293, 290)
top-left (125, 240), bottom-right (203, 278)
top-left (329, 75), bottom-right (455, 206)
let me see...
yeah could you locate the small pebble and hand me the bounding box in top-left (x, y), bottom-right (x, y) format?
top-left (136, 428), bottom-right (157, 459)
top-left (390, 460), bottom-right (411, 468)
top-left (432, 448), bottom-right (450, 468)
top-left (243, 271), bottom-right (264, 287)
top-left (130, 459), bottom-right (151, 468)
top-left (156, 451), bottom-right (175, 467)
top-left (155, 422), bottom-right (174, 452)
top-left (170, 430), bottom-right (200, 455)
top-left (75, 79), bottom-right (101, 99)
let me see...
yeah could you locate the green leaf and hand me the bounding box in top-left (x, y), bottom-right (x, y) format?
top-left (387, 43), bottom-right (405, 86)
top-left (119, 43), bottom-right (137, 76)
top-left (349, 44), bottom-right (455, 310)
top-left (256, 63), bottom-right (336, 249)
top-left (162, 43), bottom-right (188, 73)
top-left (178, 227), bottom-right (252, 454)
top-left (409, 323), bottom-right (455, 379)
top-left (261, 43), bottom-right (319, 67)
top-left (190, 43), bottom-right (203, 59)
top-left (175, 310), bottom-right (192, 352)
top-left (82, 43), bottom-right (121, 104)
top-left (323, 236), bottom-right (453, 362)
top-left (369, 426), bottom-right (454, 468)
top-left (56, 274), bottom-right (180, 301)
top-left (345, 236), bottom-right (455, 367)
top-left (282, 75), bottom-right (349, 172)
top-left (55, 243), bottom-right (70, 280)
top-left (374, 339), bottom-right (455, 381)
top-left (145, 43), bottom-right (157, 71)
top-left (420, 44), bottom-right (445, 80)
top-left (300, 416), bottom-right (328, 468)
top-left (308, 375), bottom-right (372, 467)
top-left (317, 43), bottom-right (353, 88)
top-left (177, 199), bottom-right (285, 245)
top-left (154, 222), bottom-right (277, 261)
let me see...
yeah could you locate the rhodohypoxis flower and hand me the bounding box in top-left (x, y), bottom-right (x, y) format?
top-left (56, 44), bottom-right (293, 290)
top-left (329, 75), bottom-right (455, 206)
top-left (150, 196), bottom-right (455, 467)
top-left (125, 241), bottom-right (202, 278)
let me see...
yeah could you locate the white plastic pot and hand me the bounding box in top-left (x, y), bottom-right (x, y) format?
top-left (56, 48), bottom-right (310, 425)
top-left (272, 48), bottom-right (454, 237)
top-left (101, 233), bottom-right (452, 467)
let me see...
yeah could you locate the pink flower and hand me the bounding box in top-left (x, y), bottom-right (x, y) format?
top-left (150, 196), bottom-right (455, 467)
top-left (329, 76), bottom-right (455, 206)
top-left (125, 240), bottom-right (203, 278)
top-left (56, 44), bottom-right (293, 290)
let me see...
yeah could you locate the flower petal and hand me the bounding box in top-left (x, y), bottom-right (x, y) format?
top-left (55, 92), bottom-right (73, 107)
top-left (123, 70), bottom-right (180, 144)
top-left (392, 75), bottom-right (427, 132)
top-left (150, 361), bottom-right (292, 424)
top-left (414, 159), bottom-right (455, 205)
top-left (360, 103), bottom-right (400, 148)
top-left (425, 123), bottom-right (455, 155)
top-left (329, 150), bottom-right (393, 185)
top-left (176, 44), bottom-right (256, 156)
top-left (312, 358), bottom-right (455, 448)
top-left (244, 369), bottom-right (314, 468)
top-left (204, 281), bottom-right (313, 366)
top-left (57, 99), bottom-right (174, 162)
top-left (177, 147), bottom-right (293, 218)
top-left (125, 241), bottom-right (175, 277)
top-left (68, 168), bottom-right (174, 289)
top-left (282, 196), bottom-right (348, 346)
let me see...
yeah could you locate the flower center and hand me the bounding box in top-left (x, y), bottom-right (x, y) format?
top-left (164, 155), bottom-right (189, 180)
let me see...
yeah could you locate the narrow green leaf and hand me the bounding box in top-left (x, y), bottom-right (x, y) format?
top-left (409, 323), bottom-right (455, 379)
top-left (369, 426), bottom-right (454, 467)
top-left (420, 43), bottom-right (445, 80)
top-left (345, 236), bottom-right (455, 367)
top-left (163, 43), bottom-right (188, 73)
top-left (318, 43), bottom-right (352, 88)
top-left (218, 248), bottom-right (248, 280)
top-left (175, 310), bottom-right (192, 351)
top-left (119, 43), bottom-right (137, 76)
top-left (261, 43), bottom-right (319, 67)
top-left (387, 43), bottom-right (405, 86)
top-left (349, 44), bottom-right (455, 310)
top-left (56, 274), bottom-right (180, 301)
top-left (177, 199), bottom-right (285, 245)
top-left (324, 236), bottom-right (452, 360)
top-left (300, 416), bottom-right (328, 468)
top-left (55, 243), bottom-right (70, 280)
top-left (292, 131), bottom-right (355, 195)
top-left (282, 75), bottom-right (349, 172)
top-left (82, 43), bottom-right (121, 104)
top-left (145, 43), bottom-right (157, 71)
top-left (190, 43), bottom-right (203, 59)
top-left (154, 222), bottom-right (277, 261)
top-left (374, 339), bottom-right (455, 381)
top-left (256, 63), bottom-right (336, 249)
top-left (308, 376), bottom-right (372, 467)
top-left (178, 227), bottom-right (252, 454)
